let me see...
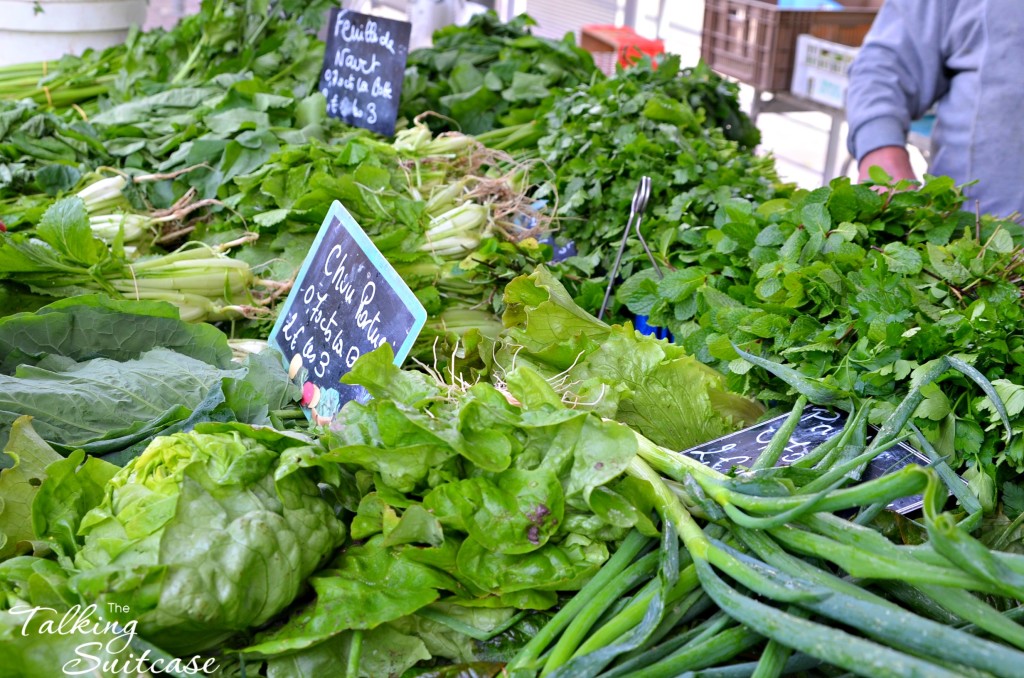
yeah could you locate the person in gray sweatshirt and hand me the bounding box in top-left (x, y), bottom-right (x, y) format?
top-left (845, 0), bottom-right (1024, 218)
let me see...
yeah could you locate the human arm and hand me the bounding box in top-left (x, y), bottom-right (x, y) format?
top-left (845, 0), bottom-right (955, 180)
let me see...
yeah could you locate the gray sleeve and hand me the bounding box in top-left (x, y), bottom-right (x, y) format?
top-left (845, 0), bottom-right (953, 160)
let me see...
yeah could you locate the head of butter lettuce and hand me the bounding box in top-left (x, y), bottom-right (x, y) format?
top-left (69, 423), bottom-right (346, 656)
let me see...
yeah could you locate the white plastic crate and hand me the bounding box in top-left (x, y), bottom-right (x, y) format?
top-left (790, 33), bottom-right (859, 109)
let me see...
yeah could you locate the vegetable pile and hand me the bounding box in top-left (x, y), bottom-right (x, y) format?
top-left (618, 173), bottom-right (1024, 508)
top-left (3, 5), bottom-right (1024, 678)
top-left (400, 12), bottom-right (601, 136)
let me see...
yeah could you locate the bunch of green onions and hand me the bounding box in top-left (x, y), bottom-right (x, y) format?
top-left (505, 355), bottom-right (1024, 677)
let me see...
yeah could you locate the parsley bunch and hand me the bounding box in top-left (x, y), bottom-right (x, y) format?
top-left (529, 57), bottom-right (784, 309)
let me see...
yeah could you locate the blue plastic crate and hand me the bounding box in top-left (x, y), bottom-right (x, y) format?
top-left (634, 315), bottom-right (673, 341)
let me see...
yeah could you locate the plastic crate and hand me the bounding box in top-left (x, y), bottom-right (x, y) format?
top-left (580, 25), bottom-right (665, 76)
top-left (700, 0), bottom-right (880, 91)
top-left (790, 33), bottom-right (859, 108)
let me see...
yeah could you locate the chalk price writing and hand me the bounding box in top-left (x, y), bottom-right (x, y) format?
top-left (286, 246), bottom-right (394, 379)
top-left (334, 15), bottom-right (397, 54)
top-left (321, 70), bottom-right (395, 99)
top-left (319, 9), bottom-right (409, 136)
top-left (269, 200), bottom-right (426, 427)
top-left (325, 94), bottom-right (378, 125)
top-left (355, 282), bottom-right (387, 348)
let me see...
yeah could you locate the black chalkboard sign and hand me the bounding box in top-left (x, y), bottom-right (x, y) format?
top-left (318, 8), bottom-right (411, 136)
top-left (679, 406), bottom-right (937, 514)
top-left (269, 201), bottom-right (426, 425)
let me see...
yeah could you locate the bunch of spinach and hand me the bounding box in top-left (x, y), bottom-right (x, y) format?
top-left (400, 12), bottom-right (600, 135)
top-left (619, 173), bottom-right (1024, 503)
top-left (0, 0), bottom-right (338, 207)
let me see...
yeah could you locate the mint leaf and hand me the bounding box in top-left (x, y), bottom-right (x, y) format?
top-left (868, 165), bottom-right (893, 185)
top-left (881, 242), bottom-right (923, 274)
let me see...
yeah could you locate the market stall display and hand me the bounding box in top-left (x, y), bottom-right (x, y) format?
top-left (3, 4), bottom-right (1024, 677)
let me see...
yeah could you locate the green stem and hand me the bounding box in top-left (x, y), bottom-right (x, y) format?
top-left (750, 609), bottom-right (804, 678)
top-left (504, 529), bottom-right (651, 675)
top-left (571, 563), bottom-right (698, 659)
top-left (751, 395), bottom-right (807, 470)
top-left (540, 551), bottom-right (659, 675)
top-left (346, 630), bottom-right (362, 676)
top-left (639, 626), bottom-right (762, 678)
top-left (916, 584), bottom-right (1024, 650)
top-left (600, 610), bottom-right (730, 678)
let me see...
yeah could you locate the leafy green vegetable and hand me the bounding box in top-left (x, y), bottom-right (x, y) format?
top-left (618, 175), bottom-right (1024, 479)
top-left (0, 295), bottom-right (298, 457)
top-left (0, 347), bottom-right (239, 454)
top-left (478, 56), bottom-right (781, 314)
top-left (497, 267), bottom-right (762, 450)
top-left (0, 417), bottom-right (63, 559)
top-left (0, 556), bottom-right (134, 678)
top-left (244, 533), bottom-right (459, 655)
top-left (70, 423), bottom-right (346, 655)
top-left (0, 294), bottom-right (233, 372)
top-left (31, 448), bottom-right (118, 557)
top-left (0, 0), bottom-right (337, 205)
top-left (400, 13), bottom-right (600, 135)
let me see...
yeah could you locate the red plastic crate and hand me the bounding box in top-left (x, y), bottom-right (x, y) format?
top-left (580, 25), bottom-right (665, 75)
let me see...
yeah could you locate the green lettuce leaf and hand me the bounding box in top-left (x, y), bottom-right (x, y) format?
top-left (0, 297), bottom-right (297, 458)
top-left (31, 449), bottom-right (119, 556)
top-left (0, 295), bottom-right (233, 374)
top-left (0, 347), bottom-right (238, 453)
top-left (0, 417), bottom-right (63, 559)
top-left (243, 534), bottom-right (458, 656)
top-left (71, 425), bottom-right (346, 655)
top-left (497, 268), bottom-right (762, 450)
top-left (263, 624), bottom-right (431, 678)
top-left (573, 326), bottom-right (762, 449)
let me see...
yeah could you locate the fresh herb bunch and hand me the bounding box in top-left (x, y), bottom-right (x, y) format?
top-left (526, 56), bottom-right (784, 309)
top-left (400, 12), bottom-right (601, 135)
top-left (620, 172), bottom-right (1024, 496)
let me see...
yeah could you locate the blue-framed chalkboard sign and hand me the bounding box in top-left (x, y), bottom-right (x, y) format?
top-left (269, 200), bottom-right (426, 423)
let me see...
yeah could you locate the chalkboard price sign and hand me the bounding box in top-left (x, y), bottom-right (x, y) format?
top-left (679, 406), bottom-right (939, 514)
top-left (319, 8), bottom-right (411, 136)
top-left (269, 201), bottom-right (426, 424)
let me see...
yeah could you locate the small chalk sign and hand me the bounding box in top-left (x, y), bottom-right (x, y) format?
top-left (679, 406), bottom-right (935, 514)
top-left (269, 201), bottom-right (426, 425)
top-left (319, 8), bottom-right (411, 136)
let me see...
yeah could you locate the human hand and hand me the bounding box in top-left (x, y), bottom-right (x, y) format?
top-left (857, 146), bottom-right (919, 187)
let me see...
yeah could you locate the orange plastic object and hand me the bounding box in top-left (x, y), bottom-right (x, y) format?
top-left (580, 25), bottom-right (666, 75)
